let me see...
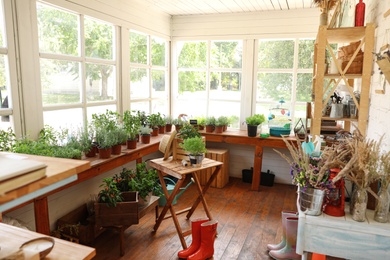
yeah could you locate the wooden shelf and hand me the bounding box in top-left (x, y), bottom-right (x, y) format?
top-left (325, 26), bottom-right (367, 43)
top-left (321, 116), bottom-right (358, 122)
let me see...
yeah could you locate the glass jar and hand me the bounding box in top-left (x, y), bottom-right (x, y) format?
top-left (350, 187), bottom-right (367, 222)
top-left (374, 183), bottom-right (390, 223)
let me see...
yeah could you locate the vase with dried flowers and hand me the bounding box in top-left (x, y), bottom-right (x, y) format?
top-left (313, 0), bottom-right (339, 26)
top-left (374, 151), bottom-right (390, 223)
top-left (331, 132), bottom-right (382, 222)
top-left (274, 136), bottom-right (342, 215)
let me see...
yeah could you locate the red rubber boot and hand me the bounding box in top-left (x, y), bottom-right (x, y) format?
top-left (178, 217), bottom-right (209, 259)
top-left (267, 211), bottom-right (298, 251)
top-left (188, 220), bottom-right (218, 260)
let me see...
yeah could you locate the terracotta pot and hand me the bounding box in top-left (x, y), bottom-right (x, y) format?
top-left (175, 125), bottom-right (182, 132)
top-left (158, 125), bottom-right (165, 134)
top-left (84, 147), bottom-right (96, 158)
top-left (165, 124), bottom-right (172, 132)
top-left (111, 144), bottom-right (122, 155)
top-left (141, 134), bottom-right (151, 144)
top-left (198, 125), bottom-right (205, 131)
top-left (98, 147), bottom-right (112, 159)
top-left (205, 125), bottom-right (215, 133)
top-left (151, 128), bottom-right (159, 136)
top-left (127, 139), bottom-right (137, 149)
top-left (215, 126), bottom-right (223, 133)
top-left (223, 125), bottom-right (227, 131)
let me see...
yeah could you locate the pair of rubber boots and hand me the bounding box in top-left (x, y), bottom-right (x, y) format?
top-left (178, 218), bottom-right (218, 260)
top-left (267, 211), bottom-right (300, 260)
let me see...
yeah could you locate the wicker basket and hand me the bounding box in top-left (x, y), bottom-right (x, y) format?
top-left (342, 60), bottom-right (363, 74)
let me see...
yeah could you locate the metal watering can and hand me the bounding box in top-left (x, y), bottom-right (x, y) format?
top-left (158, 177), bottom-right (193, 206)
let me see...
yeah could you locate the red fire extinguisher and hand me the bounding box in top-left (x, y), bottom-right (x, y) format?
top-left (355, 0), bottom-right (365, 27)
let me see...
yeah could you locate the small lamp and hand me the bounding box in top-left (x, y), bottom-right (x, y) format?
top-left (324, 168), bottom-right (345, 217)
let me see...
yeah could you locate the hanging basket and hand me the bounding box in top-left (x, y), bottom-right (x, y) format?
top-left (299, 187), bottom-right (325, 216)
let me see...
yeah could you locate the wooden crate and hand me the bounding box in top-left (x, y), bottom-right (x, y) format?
top-left (196, 148), bottom-right (229, 188)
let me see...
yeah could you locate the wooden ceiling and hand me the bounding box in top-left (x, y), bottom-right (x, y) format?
top-left (136, 0), bottom-right (316, 16)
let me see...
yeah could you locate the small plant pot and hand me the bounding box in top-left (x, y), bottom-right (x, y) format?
top-left (198, 125), bottom-right (205, 131)
top-left (141, 134), bottom-right (151, 144)
top-left (158, 126), bottom-right (165, 134)
top-left (175, 125), bottom-right (182, 132)
top-left (166, 124), bottom-right (172, 132)
top-left (151, 128), bottom-right (159, 136)
top-left (127, 139), bottom-right (137, 149)
top-left (98, 147), bottom-right (112, 159)
top-left (84, 148), bottom-right (96, 158)
top-left (247, 124), bottom-right (258, 137)
top-left (189, 154), bottom-right (204, 168)
top-left (215, 126), bottom-right (224, 133)
top-left (205, 125), bottom-right (214, 133)
top-left (111, 144), bottom-right (122, 155)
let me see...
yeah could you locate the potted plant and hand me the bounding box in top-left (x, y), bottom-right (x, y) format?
top-left (128, 162), bottom-right (162, 205)
top-left (164, 115), bottom-right (173, 132)
top-left (180, 137), bottom-right (207, 167)
top-left (148, 113), bottom-right (162, 136)
top-left (204, 116), bottom-right (216, 133)
top-left (111, 126), bottom-right (127, 155)
top-left (123, 110), bottom-right (141, 148)
top-left (245, 114), bottom-right (266, 137)
top-left (157, 114), bottom-right (166, 134)
top-left (215, 116), bottom-right (226, 133)
top-left (178, 123), bottom-right (201, 140)
top-left (78, 125), bottom-right (95, 157)
top-left (172, 118), bottom-right (184, 132)
top-left (139, 125), bottom-right (153, 144)
top-left (95, 128), bottom-right (117, 159)
top-left (195, 116), bottom-right (206, 130)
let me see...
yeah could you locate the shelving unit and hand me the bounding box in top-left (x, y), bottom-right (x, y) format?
top-left (310, 23), bottom-right (375, 137)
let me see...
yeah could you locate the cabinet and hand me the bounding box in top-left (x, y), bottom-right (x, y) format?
top-left (310, 23), bottom-right (375, 137)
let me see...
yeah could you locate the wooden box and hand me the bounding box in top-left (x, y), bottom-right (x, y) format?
top-left (196, 148), bottom-right (229, 188)
top-left (56, 204), bottom-right (102, 245)
top-left (94, 191), bottom-right (139, 227)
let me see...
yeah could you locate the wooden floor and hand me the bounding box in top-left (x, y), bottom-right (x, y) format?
top-left (92, 177), bottom-right (301, 259)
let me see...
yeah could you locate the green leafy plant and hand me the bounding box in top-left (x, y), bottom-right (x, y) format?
top-left (172, 118), bottom-right (184, 127)
top-left (195, 116), bottom-right (206, 127)
top-left (164, 115), bottom-right (173, 125)
top-left (95, 128), bottom-right (117, 149)
top-left (148, 113), bottom-right (163, 129)
top-left (135, 110), bottom-right (148, 126)
top-left (92, 110), bottom-right (120, 132)
top-left (139, 125), bottom-right (153, 135)
top-left (123, 110), bottom-right (141, 140)
top-left (128, 162), bottom-right (162, 200)
top-left (180, 137), bottom-right (207, 155)
top-left (178, 123), bottom-right (200, 140)
top-left (205, 116), bottom-right (216, 126)
top-left (98, 177), bottom-right (123, 207)
top-left (77, 125), bottom-right (94, 153)
top-left (245, 114), bottom-right (266, 126)
top-left (0, 127), bottom-right (15, 152)
top-left (216, 116), bottom-right (229, 127)
top-left (112, 125), bottom-right (128, 145)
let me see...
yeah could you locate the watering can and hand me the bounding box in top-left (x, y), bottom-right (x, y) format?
top-left (158, 177), bottom-right (193, 206)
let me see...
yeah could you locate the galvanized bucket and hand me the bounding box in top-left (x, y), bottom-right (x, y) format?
top-left (299, 187), bottom-right (325, 216)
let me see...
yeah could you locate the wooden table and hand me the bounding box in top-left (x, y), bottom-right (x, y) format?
top-left (0, 222), bottom-right (95, 259)
top-left (149, 157), bottom-right (223, 249)
top-left (200, 129), bottom-right (296, 191)
top-left (296, 204), bottom-right (390, 259)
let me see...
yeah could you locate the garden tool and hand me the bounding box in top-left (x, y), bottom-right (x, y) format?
top-left (269, 217), bottom-right (300, 260)
top-left (267, 211), bottom-right (298, 251)
top-left (187, 220), bottom-right (218, 260)
top-left (301, 134), bottom-right (314, 155)
top-left (178, 217), bottom-right (209, 259)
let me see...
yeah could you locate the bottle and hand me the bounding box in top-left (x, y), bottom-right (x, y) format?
top-left (355, 0), bottom-right (365, 27)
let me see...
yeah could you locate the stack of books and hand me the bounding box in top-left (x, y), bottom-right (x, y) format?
top-left (0, 154), bottom-right (47, 195)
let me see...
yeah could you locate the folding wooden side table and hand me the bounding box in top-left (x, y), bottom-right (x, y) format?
top-left (149, 157), bottom-right (222, 249)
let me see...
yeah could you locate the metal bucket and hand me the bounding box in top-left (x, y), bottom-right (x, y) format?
top-left (299, 187), bottom-right (325, 216)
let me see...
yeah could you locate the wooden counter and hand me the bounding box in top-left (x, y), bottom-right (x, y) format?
top-left (200, 129), bottom-right (295, 191)
top-left (0, 222), bottom-right (95, 260)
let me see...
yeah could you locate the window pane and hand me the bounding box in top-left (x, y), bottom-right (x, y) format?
top-left (87, 105), bottom-right (116, 123)
top-left (152, 69), bottom-right (166, 98)
top-left (175, 98), bottom-right (207, 118)
top-left (151, 100), bottom-right (167, 115)
top-left (0, 2), bottom-right (5, 47)
top-left (210, 72), bottom-right (241, 100)
top-left (258, 40), bottom-right (294, 69)
top-left (0, 118), bottom-right (12, 130)
top-left (130, 31), bottom-right (147, 64)
top-left (84, 17), bottom-right (114, 60)
top-left (257, 73), bottom-right (292, 102)
top-left (44, 108), bottom-right (83, 130)
top-left (130, 102), bottom-right (150, 114)
top-left (0, 55), bottom-right (9, 106)
top-left (85, 63), bottom-right (116, 102)
top-left (152, 37), bottom-right (166, 66)
top-left (130, 68), bottom-right (148, 99)
top-left (178, 42), bottom-right (206, 68)
top-left (178, 71), bottom-right (206, 93)
top-left (40, 59), bottom-right (81, 105)
top-left (209, 100), bottom-right (240, 128)
top-left (37, 3), bottom-right (79, 56)
top-left (296, 73), bottom-right (313, 102)
top-left (211, 41), bottom-right (242, 68)
top-left (298, 39), bottom-right (315, 69)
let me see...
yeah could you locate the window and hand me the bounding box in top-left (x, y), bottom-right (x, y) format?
top-left (37, 3), bottom-right (117, 130)
top-left (256, 39), bottom-right (314, 123)
top-left (174, 40), bottom-right (242, 128)
top-left (129, 30), bottom-right (168, 115)
top-left (0, 0), bottom-right (16, 130)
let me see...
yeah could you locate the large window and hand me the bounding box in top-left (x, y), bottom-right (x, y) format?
top-left (129, 30), bottom-right (168, 115)
top-left (37, 3), bottom-right (117, 129)
top-left (174, 40), bottom-right (242, 128)
top-left (256, 39), bottom-right (314, 124)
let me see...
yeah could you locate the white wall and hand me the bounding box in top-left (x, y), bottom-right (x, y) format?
top-left (365, 0), bottom-right (390, 150)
